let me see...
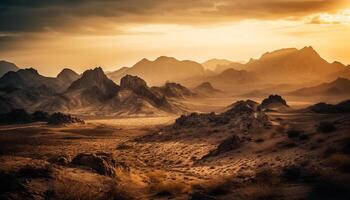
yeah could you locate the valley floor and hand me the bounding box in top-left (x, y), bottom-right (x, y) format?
top-left (1, 98), bottom-right (350, 200)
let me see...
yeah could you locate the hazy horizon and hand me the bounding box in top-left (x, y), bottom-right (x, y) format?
top-left (3, 45), bottom-right (350, 77)
top-left (1, 0), bottom-right (350, 76)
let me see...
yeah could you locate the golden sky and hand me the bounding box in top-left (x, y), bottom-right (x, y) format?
top-left (0, 0), bottom-right (349, 76)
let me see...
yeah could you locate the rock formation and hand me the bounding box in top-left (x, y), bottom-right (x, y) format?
top-left (260, 95), bottom-right (289, 110)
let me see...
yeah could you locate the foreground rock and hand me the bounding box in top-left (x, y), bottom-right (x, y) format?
top-left (260, 94), bottom-right (289, 111)
top-left (71, 153), bottom-right (129, 177)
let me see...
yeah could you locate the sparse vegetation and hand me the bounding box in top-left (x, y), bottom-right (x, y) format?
top-left (287, 129), bottom-right (302, 138)
top-left (317, 121), bottom-right (336, 133)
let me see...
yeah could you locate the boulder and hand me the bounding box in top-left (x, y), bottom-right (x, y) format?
top-left (260, 95), bottom-right (289, 110)
top-left (207, 135), bottom-right (242, 157)
top-left (71, 153), bottom-right (129, 177)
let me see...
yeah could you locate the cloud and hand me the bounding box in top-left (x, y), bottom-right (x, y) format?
top-left (0, 0), bottom-right (348, 34)
top-left (0, 0), bottom-right (348, 55)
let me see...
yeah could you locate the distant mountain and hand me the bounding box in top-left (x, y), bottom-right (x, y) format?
top-left (202, 59), bottom-right (233, 71)
top-left (152, 82), bottom-right (196, 99)
top-left (245, 47), bottom-right (346, 83)
top-left (107, 67), bottom-right (129, 81)
top-left (215, 62), bottom-right (245, 73)
top-left (108, 56), bottom-right (205, 86)
top-left (289, 77), bottom-right (350, 96)
top-left (193, 82), bottom-right (222, 95)
top-left (206, 68), bottom-right (258, 90)
top-left (307, 99), bottom-right (350, 113)
top-left (0, 60), bottom-right (19, 77)
top-left (57, 68), bottom-right (80, 85)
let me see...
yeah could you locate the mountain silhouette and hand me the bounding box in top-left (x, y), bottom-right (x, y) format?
top-left (108, 56), bottom-right (205, 86)
top-left (0, 60), bottom-right (19, 77)
top-left (202, 59), bottom-right (233, 71)
top-left (245, 46), bottom-right (346, 83)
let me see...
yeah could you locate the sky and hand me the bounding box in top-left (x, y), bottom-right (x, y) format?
top-left (0, 0), bottom-right (350, 76)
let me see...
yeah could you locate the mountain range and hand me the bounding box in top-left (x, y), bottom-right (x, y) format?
top-left (1, 46), bottom-right (350, 116)
top-left (0, 67), bottom-right (192, 116)
top-left (105, 46), bottom-right (349, 91)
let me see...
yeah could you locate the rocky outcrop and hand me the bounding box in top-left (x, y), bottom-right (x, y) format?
top-left (175, 100), bottom-right (271, 132)
top-left (260, 95), bottom-right (289, 110)
top-left (120, 74), bottom-right (147, 90)
top-left (47, 112), bottom-right (84, 125)
top-left (71, 153), bottom-right (129, 177)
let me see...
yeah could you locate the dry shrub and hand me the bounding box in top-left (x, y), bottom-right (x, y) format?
top-left (53, 179), bottom-right (101, 200)
top-left (236, 184), bottom-right (280, 200)
top-left (308, 171), bottom-right (350, 200)
top-left (195, 176), bottom-right (234, 196)
top-left (327, 154), bottom-right (350, 173)
top-left (18, 164), bottom-right (53, 179)
top-left (317, 121), bottom-right (336, 133)
top-left (147, 171), bottom-right (191, 197)
top-left (235, 167), bottom-right (281, 200)
top-left (287, 129), bottom-right (301, 138)
top-left (104, 180), bottom-right (139, 200)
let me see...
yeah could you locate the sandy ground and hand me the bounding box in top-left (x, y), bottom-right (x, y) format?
top-left (1, 98), bottom-right (350, 200)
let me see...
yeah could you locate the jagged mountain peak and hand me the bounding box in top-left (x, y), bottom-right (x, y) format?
top-left (67, 67), bottom-right (120, 98)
